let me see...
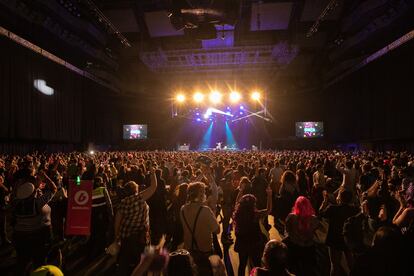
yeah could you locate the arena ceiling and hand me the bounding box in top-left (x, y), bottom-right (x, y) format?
top-left (0, 0), bottom-right (413, 96)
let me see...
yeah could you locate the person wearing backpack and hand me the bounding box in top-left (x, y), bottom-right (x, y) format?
top-left (180, 182), bottom-right (219, 275)
top-left (11, 170), bottom-right (57, 275)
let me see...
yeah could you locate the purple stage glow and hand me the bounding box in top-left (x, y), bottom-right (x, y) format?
top-left (171, 89), bottom-right (272, 127)
top-left (175, 102), bottom-right (270, 125)
top-left (173, 115), bottom-right (270, 151)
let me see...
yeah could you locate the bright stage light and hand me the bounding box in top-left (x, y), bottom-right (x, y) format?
top-left (209, 91), bottom-right (222, 104)
top-left (204, 108), bottom-right (212, 119)
top-left (176, 94), bottom-right (185, 103)
top-left (229, 91), bottom-right (241, 103)
top-left (193, 92), bottom-right (204, 103)
top-left (34, 79), bottom-right (54, 96)
top-left (251, 91), bottom-right (261, 101)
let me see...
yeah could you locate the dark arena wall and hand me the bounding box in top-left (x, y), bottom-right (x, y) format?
top-left (0, 37), bottom-right (121, 148)
top-left (323, 40), bottom-right (414, 147)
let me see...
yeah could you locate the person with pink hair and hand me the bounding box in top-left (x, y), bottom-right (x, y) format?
top-left (285, 196), bottom-right (321, 276)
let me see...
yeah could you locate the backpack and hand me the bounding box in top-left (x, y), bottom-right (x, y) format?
top-left (12, 197), bottom-right (40, 228)
top-left (14, 197), bottom-right (39, 218)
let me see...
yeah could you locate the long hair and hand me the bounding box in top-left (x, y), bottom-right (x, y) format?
top-left (175, 183), bottom-right (189, 207)
top-left (405, 183), bottom-right (414, 208)
top-left (280, 170), bottom-right (296, 194)
top-left (296, 169), bottom-right (309, 194)
top-left (239, 176), bottom-right (251, 189)
top-left (233, 194), bottom-right (257, 234)
top-left (281, 170), bottom-right (296, 185)
top-left (291, 196), bottom-right (315, 234)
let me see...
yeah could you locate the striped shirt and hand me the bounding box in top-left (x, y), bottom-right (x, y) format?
top-left (92, 187), bottom-right (107, 207)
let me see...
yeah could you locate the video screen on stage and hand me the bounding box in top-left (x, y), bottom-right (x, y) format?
top-left (123, 124), bottom-right (148, 140)
top-left (296, 122), bottom-right (324, 138)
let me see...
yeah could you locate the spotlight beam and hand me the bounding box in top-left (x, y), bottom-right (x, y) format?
top-left (204, 107), bottom-right (234, 117)
top-left (225, 121), bottom-right (238, 149)
top-left (243, 108), bottom-right (273, 121)
top-left (232, 110), bottom-right (264, 122)
top-left (199, 122), bottom-right (214, 150)
top-left (249, 102), bottom-right (275, 122)
top-left (231, 109), bottom-right (271, 122)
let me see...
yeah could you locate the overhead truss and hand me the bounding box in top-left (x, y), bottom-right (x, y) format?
top-left (139, 42), bottom-right (298, 74)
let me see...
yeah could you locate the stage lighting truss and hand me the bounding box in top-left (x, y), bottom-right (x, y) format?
top-left (171, 91), bottom-right (272, 123)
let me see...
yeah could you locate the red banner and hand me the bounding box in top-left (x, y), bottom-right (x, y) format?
top-left (65, 180), bottom-right (93, 236)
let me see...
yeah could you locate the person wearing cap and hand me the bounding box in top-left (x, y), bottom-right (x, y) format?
top-left (11, 170), bottom-right (57, 275)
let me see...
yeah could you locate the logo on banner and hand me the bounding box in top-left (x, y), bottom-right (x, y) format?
top-left (66, 180), bottom-right (93, 236)
top-left (74, 190), bottom-right (89, 205)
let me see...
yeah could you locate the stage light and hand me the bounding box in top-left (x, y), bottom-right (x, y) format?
top-left (193, 92), bottom-right (204, 103)
top-left (204, 108), bottom-right (212, 119)
top-left (176, 93), bottom-right (185, 103)
top-left (199, 122), bottom-right (214, 150)
top-left (34, 79), bottom-right (54, 96)
top-left (251, 91), bottom-right (261, 101)
top-left (229, 91), bottom-right (241, 103)
top-left (209, 91), bottom-right (222, 104)
top-left (89, 150), bottom-right (95, 155)
top-left (240, 105), bottom-right (244, 110)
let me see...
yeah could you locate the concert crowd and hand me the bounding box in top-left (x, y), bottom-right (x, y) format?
top-left (0, 150), bottom-right (413, 276)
